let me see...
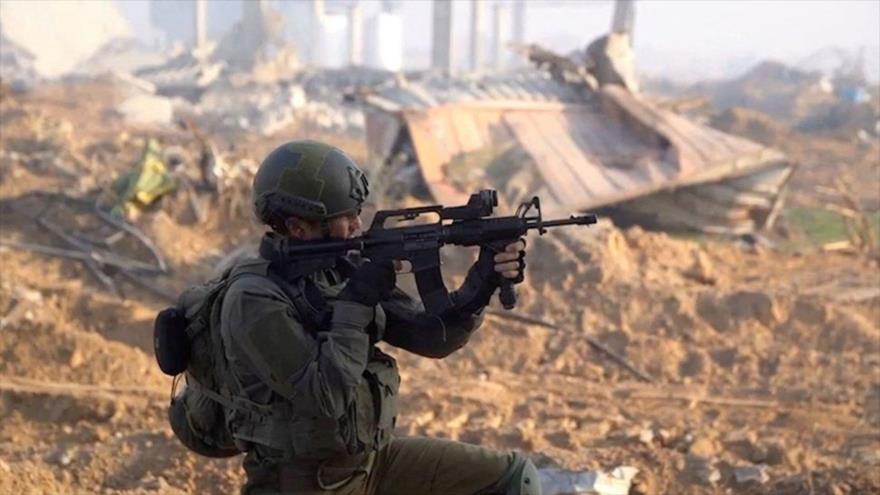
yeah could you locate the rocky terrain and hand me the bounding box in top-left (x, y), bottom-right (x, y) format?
top-left (1, 80), bottom-right (878, 494)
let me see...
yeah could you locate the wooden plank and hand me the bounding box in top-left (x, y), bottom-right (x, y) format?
top-left (622, 194), bottom-right (757, 234)
top-left (502, 112), bottom-right (588, 204)
top-left (450, 110), bottom-right (485, 153)
top-left (475, 109), bottom-right (510, 144)
top-left (564, 113), bottom-right (652, 190)
top-left (688, 182), bottom-right (775, 208)
top-left (598, 164), bottom-right (649, 190)
top-left (520, 111), bottom-right (602, 198)
top-left (403, 110), bottom-right (455, 185)
top-left (549, 111), bottom-right (619, 196)
top-left (724, 162), bottom-right (793, 193)
top-left (672, 190), bottom-right (755, 221)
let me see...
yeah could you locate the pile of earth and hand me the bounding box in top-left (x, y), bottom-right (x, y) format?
top-left (1, 79), bottom-right (878, 495)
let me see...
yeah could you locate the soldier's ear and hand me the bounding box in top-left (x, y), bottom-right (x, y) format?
top-left (286, 216), bottom-right (319, 239)
top-left (285, 217), bottom-right (306, 238)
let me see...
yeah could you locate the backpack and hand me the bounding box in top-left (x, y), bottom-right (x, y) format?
top-left (153, 261), bottom-right (271, 458)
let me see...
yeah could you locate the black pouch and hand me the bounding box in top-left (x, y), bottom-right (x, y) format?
top-left (153, 307), bottom-right (190, 375)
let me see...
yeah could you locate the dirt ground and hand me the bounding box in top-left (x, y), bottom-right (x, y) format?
top-left (1, 80), bottom-right (878, 494)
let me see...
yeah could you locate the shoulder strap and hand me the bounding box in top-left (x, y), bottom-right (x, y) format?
top-left (186, 373), bottom-right (272, 416)
top-left (266, 266), bottom-right (331, 334)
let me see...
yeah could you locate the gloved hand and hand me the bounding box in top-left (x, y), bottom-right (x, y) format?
top-left (338, 259), bottom-right (396, 306)
top-left (453, 238), bottom-right (526, 313)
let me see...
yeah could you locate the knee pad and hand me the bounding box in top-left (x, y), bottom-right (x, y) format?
top-left (484, 453), bottom-right (542, 495)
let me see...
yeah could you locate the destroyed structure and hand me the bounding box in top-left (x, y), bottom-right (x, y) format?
top-left (357, 46), bottom-right (794, 236)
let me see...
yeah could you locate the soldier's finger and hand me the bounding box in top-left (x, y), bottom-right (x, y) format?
top-left (493, 252), bottom-right (518, 263)
top-left (505, 240), bottom-right (525, 253)
top-left (495, 261), bottom-right (520, 272)
top-left (501, 270), bottom-right (520, 279)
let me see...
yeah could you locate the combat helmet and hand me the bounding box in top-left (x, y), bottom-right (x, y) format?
top-left (253, 140), bottom-right (369, 232)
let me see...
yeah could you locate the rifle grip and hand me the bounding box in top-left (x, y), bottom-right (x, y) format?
top-left (499, 280), bottom-right (517, 309)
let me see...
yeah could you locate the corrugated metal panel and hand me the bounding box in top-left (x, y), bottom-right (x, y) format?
top-left (367, 71), bottom-right (589, 110)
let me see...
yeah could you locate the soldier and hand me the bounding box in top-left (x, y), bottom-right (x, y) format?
top-left (220, 140), bottom-right (539, 494)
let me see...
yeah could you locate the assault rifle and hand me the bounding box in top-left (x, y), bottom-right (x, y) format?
top-left (275, 190), bottom-right (597, 314)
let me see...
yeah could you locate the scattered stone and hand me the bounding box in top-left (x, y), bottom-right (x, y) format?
top-left (683, 250), bottom-right (716, 285)
top-left (116, 94), bottom-right (174, 126)
top-left (638, 428), bottom-right (655, 445)
top-left (688, 436), bottom-right (721, 457)
top-left (46, 446), bottom-right (75, 466)
top-left (138, 475), bottom-right (169, 492)
top-left (540, 466), bottom-right (639, 495)
top-left (734, 464), bottom-right (770, 485)
top-left (68, 348), bottom-right (85, 368)
top-left (685, 455), bottom-right (721, 486)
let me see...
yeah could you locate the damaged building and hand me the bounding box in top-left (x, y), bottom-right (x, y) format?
top-left (356, 9), bottom-right (794, 236)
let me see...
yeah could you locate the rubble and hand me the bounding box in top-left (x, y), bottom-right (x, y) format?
top-left (75, 38), bottom-right (168, 77)
top-left (133, 46), bottom-right (225, 101)
top-left (116, 94), bottom-right (175, 127)
top-left (684, 456), bottom-right (721, 486)
top-left (0, 31), bottom-right (40, 90)
top-left (682, 59), bottom-right (879, 137)
top-left (540, 466), bottom-right (639, 495)
top-left (734, 464), bottom-right (771, 485)
top-left (0, 0), bottom-right (131, 78)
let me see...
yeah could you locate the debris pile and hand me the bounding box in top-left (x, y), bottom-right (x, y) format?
top-left (682, 60), bottom-right (879, 139)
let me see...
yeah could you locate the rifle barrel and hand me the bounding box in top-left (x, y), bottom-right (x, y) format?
top-left (540, 214), bottom-right (597, 228)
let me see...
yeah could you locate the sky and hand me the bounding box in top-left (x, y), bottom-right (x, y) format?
top-left (412, 0), bottom-right (880, 81)
top-left (11, 0), bottom-right (878, 82)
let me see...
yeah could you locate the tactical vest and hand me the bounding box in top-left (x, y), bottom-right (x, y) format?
top-left (218, 258), bottom-right (401, 461)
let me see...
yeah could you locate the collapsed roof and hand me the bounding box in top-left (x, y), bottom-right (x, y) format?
top-left (357, 45), bottom-right (794, 235)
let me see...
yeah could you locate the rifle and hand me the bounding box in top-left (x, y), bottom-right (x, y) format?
top-left (274, 190), bottom-right (597, 314)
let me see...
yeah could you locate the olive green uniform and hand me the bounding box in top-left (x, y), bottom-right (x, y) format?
top-left (219, 248), bottom-right (526, 494)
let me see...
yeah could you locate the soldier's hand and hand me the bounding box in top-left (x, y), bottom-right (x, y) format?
top-left (339, 259), bottom-right (396, 306)
top-left (493, 239), bottom-right (526, 282)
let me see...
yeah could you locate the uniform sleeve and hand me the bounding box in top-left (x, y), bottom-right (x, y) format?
top-left (220, 277), bottom-right (373, 419)
top-left (380, 287), bottom-right (484, 359)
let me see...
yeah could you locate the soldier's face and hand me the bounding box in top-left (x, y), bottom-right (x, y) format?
top-left (288, 211), bottom-right (362, 240)
top-left (326, 211), bottom-right (363, 239)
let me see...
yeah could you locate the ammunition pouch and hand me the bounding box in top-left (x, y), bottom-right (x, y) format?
top-left (153, 307), bottom-right (190, 376)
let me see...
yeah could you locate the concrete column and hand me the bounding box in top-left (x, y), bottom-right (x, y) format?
top-left (431, 0), bottom-right (454, 74)
top-left (512, 0), bottom-right (525, 45)
top-left (194, 0), bottom-right (207, 49)
top-left (491, 3), bottom-right (504, 70)
top-left (611, 0), bottom-right (635, 33)
top-left (308, 0), bottom-right (325, 65)
top-left (469, 0), bottom-right (485, 72)
top-left (348, 2), bottom-right (363, 65)
top-left (611, 0), bottom-right (635, 44)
